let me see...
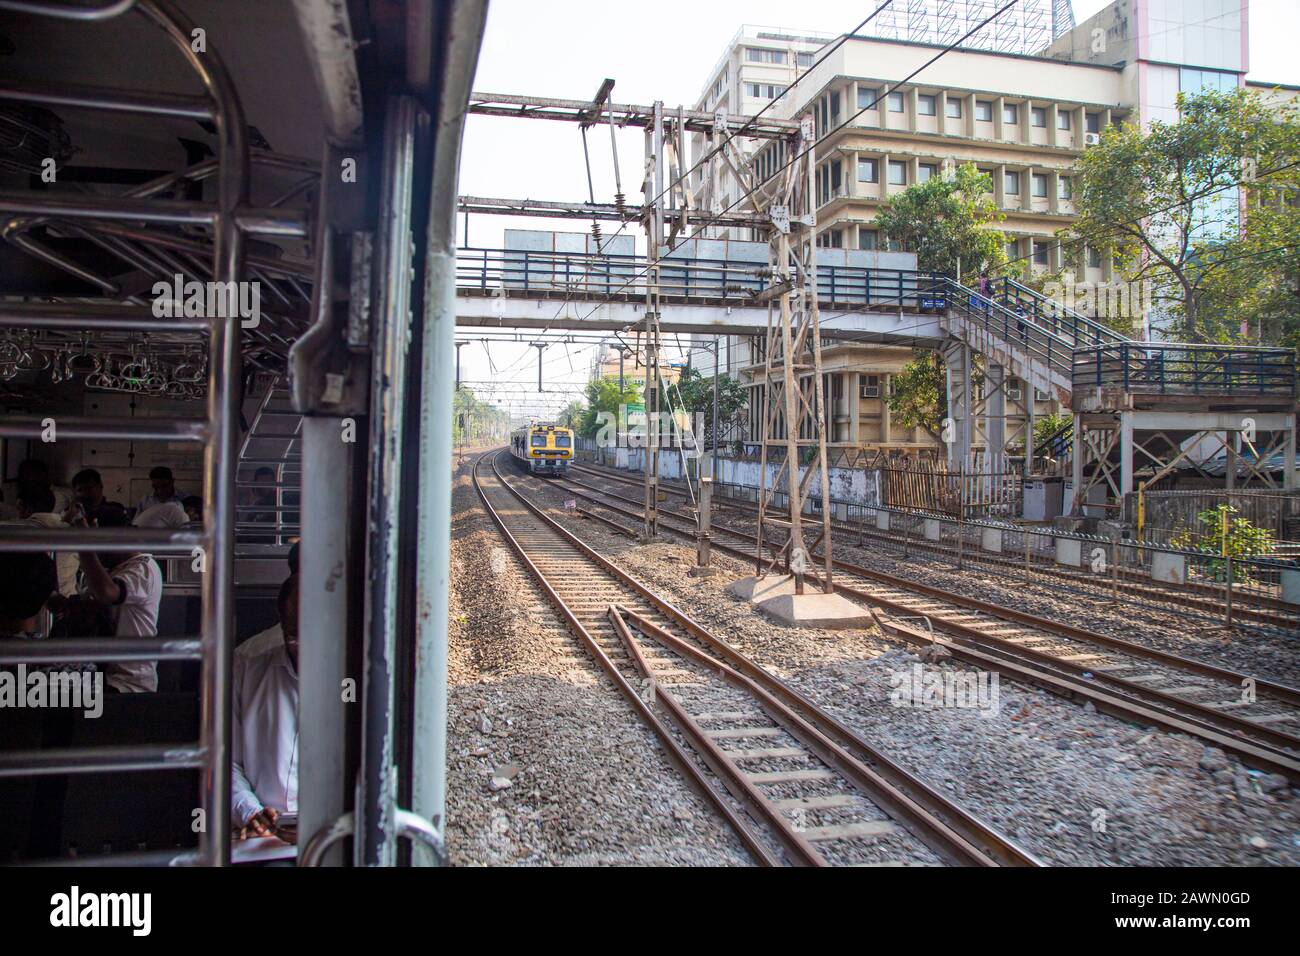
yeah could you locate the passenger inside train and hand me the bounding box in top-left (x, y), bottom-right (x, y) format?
top-left (1, 449), bottom-right (296, 858)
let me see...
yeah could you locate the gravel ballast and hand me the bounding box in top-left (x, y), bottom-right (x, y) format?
top-left (507, 463), bottom-right (1300, 867)
top-left (446, 455), bottom-right (751, 866)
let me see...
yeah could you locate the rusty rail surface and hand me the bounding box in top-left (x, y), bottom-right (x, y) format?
top-left (473, 449), bottom-right (1039, 867)
top-left (553, 464), bottom-right (1300, 783)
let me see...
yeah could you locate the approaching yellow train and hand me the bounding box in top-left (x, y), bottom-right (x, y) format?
top-left (510, 422), bottom-right (574, 475)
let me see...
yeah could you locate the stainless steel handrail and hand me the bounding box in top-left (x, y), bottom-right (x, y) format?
top-left (0, 0), bottom-right (136, 20)
top-left (0, 0), bottom-right (255, 865)
top-left (0, 636), bottom-right (202, 663)
top-left (0, 745), bottom-right (207, 778)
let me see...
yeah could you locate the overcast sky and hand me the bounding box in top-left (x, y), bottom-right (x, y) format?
top-left (457, 0), bottom-right (1300, 419)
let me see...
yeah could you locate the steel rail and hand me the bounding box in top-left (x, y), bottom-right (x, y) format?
top-left (568, 464), bottom-right (1300, 702)
top-left (610, 605), bottom-right (1008, 868)
top-left (572, 461), bottom-right (1300, 628)
top-left (605, 608), bottom-right (824, 866)
top-left (471, 452), bottom-right (780, 866)
top-left (547, 467), bottom-right (1300, 780)
top-left (486, 450), bottom-right (1039, 866)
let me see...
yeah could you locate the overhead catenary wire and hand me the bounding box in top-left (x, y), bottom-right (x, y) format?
top-left (516, 1), bottom-right (900, 340)
top-left (476, 4), bottom-right (898, 372)
top-left (561, 0), bottom-right (1021, 328)
top-left (483, 0), bottom-right (1011, 387)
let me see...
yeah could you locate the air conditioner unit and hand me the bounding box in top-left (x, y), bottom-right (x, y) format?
top-left (1007, 386), bottom-right (1023, 402)
top-left (1034, 388), bottom-right (1049, 402)
top-left (861, 385), bottom-right (880, 399)
top-left (1084, 132), bottom-right (1101, 146)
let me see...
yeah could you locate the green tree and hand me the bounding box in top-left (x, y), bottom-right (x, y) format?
top-left (1070, 87), bottom-right (1300, 343)
top-left (672, 368), bottom-right (748, 444)
top-left (577, 377), bottom-right (641, 439)
top-left (874, 161), bottom-right (1008, 281)
top-left (1171, 504), bottom-right (1275, 584)
top-left (453, 388), bottom-right (509, 445)
top-left (886, 351), bottom-right (946, 444)
top-left (557, 399), bottom-right (585, 430)
top-left (876, 165), bottom-right (1009, 441)
top-left (1032, 411), bottom-right (1073, 450)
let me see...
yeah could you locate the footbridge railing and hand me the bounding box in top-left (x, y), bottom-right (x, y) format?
top-left (1072, 342), bottom-right (1298, 398)
top-left (455, 246), bottom-right (947, 309)
top-left (998, 277), bottom-right (1128, 350)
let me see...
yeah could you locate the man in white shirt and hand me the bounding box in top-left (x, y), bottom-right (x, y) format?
top-left (12, 486), bottom-right (78, 596)
top-left (134, 466), bottom-right (189, 515)
top-left (63, 502), bottom-right (162, 693)
top-left (232, 572), bottom-right (299, 838)
top-left (132, 500), bottom-right (189, 529)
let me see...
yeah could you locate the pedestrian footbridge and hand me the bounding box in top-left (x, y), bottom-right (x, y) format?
top-left (455, 242), bottom-right (1298, 499)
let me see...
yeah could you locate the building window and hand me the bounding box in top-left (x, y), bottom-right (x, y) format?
top-left (860, 375), bottom-right (881, 399)
top-left (746, 83), bottom-right (779, 100)
top-left (1180, 67), bottom-right (1237, 94)
top-left (857, 158), bottom-right (879, 183)
top-left (1086, 111), bottom-right (1101, 133)
top-left (859, 229), bottom-right (879, 251)
top-left (830, 91), bottom-right (840, 121)
top-left (918, 163), bottom-right (938, 183)
top-left (918, 94), bottom-right (936, 116)
top-left (1006, 239), bottom-right (1019, 260)
top-left (1058, 176), bottom-right (1073, 200)
top-left (888, 91), bottom-right (905, 113)
top-left (945, 97), bottom-right (962, 119)
top-left (1003, 103), bottom-right (1019, 125)
top-left (796, 52), bottom-right (814, 68)
top-left (975, 99), bottom-right (993, 121)
top-left (1031, 106), bottom-right (1047, 127)
top-left (1057, 110), bottom-right (1072, 131)
top-left (888, 160), bottom-right (907, 185)
top-left (1033, 242), bottom-right (1049, 266)
top-left (858, 86), bottom-right (878, 109)
top-left (1031, 173), bottom-right (1048, 198)
top-left (1003, 170), bottom-right (1020, 195)
top-left (816, 229), bottom-right (843, 248)
top-left (746, 48), bottom-right (788, 65)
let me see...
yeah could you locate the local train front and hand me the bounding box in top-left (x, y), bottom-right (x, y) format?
top-left (518, 424), bottom-right (573, 475)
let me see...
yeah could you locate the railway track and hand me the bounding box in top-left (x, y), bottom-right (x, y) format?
top-left (571, 461), bottom-right (1300, 631)
top-left (473, 449), bottom-right (1039, 867)
top-left (538, 461), bottom-right (1300, 783)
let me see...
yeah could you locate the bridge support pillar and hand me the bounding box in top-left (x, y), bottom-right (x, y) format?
top-left (848, 371), bottom-right (861, 446)
top-left (984, 363), bottom-right (1006, 475)
top-left (1286, 418), bottom-right (1298, 492)
top-left (942, 338), bottom-right (973, 468)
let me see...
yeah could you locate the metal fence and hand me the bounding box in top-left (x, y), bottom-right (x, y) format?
top-left (1125, 488), bottom-right (1300, 550)
top-left (877, 460), bottom-right (1023, 519)
top-left (711, 471), bottom-right (1298, 618)
top-left (857, 505), bottom-right (1300, 624)
top-left (583, 455), bottom-right (1300, 619)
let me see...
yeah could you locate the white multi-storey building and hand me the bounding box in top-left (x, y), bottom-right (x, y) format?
top-left (690, 0), bottom-right (1277, 454)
